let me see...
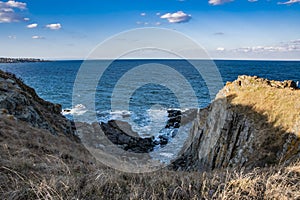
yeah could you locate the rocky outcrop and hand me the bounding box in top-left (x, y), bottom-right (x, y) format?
top-left (171, 76), bottom-right (300, 171)
top-left (0, 70), bottom-right (77, 139)
top-left (0, 70), bottom-right (94, 181)
top-left (100, 120), bottom-right (156, 153)
top-left (97, 109), bottom-right (187, 153)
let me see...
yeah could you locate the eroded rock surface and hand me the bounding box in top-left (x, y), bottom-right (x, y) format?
top-left (171, 76), bottom-right (300, 171)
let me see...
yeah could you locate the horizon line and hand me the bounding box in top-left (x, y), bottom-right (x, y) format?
top-left (2, 57), bottom-right (300, 62)
top-left (51, 58), bottom-right (300, 62)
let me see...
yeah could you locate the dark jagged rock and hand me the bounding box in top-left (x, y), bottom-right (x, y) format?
top-left (99, 109), bottom-right (186, 153)
top-left (158, 135), bottom-right (169, 145)
top-left (0, 70), bottom-right (78, 140)
top-left (100, 120), bottom-right (156, 153)
top-left (0, 70), bottom-right (95, 182)
top-left (165, 110), bottom-right (181, 129)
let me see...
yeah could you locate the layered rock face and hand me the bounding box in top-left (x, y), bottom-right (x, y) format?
top-left (172, 76), bottom-right (300, 171)
top-left (0, 70), bottom-right (77, 139)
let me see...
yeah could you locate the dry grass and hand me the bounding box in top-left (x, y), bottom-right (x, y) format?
top-left (1, 117), bottom-right (300, 200)
top-left (1, 123), bottom-right (300, 200)
top-left (224, 80), bottom-right (300, 136)
top-left (2, 154), bottom-right (300, 199)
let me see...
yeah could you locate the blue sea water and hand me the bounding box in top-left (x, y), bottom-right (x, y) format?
top-left (1, 59), bottom-right (300, 136)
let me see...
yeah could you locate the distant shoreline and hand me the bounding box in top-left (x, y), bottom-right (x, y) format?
top-left (53, 58), bottom-right (300, 62)
top-left (1, 58), bottom-right (300, 63)
top-left (0, 57), bottom-right (51, 63)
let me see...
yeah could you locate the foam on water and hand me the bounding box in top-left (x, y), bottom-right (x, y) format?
top-left (95, 108), bottom-right (170, 137)
top-left (62, 104), bottom-right (87, 116)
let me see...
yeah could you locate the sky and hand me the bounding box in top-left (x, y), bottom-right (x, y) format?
top-left (0, 0), bottom-right (300, 60)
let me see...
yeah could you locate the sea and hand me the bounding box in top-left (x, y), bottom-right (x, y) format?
top-left (1, 60), bottom-right (300, 163)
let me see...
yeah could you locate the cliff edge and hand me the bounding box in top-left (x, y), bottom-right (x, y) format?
top-left (172, 75), bottom-right (300, 171)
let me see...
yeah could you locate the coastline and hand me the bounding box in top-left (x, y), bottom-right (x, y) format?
top-left (0, 57), bottom-right (50, 63)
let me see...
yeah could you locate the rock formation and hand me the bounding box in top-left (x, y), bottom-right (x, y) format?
top-left (0, 70), bottom-right (95, 187)
top-left (171, 75), bottom-right (300, 171)
top-left (0, 70), bottom-right (77, 139)
top-left (92, 109), bottom-right (186, 153)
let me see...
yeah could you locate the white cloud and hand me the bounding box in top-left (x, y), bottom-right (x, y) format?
top-left (0, 11), bottom-right (20, 22)
top-left (248, 0), bottom-right (258, 2)
top-left (46, 23), bottom-right (62, 30)
top-left (156, 12), bottom-right (161, 16)
top-left (32, 35), bottom-right (45, 39)
top-left (160, 11), bottom-right (191, 23)
top-left (0, 0), bottom-right (27, 23)
top-left (1, 7), bottom-right (13, 12)
top-left (209, 0), bottom-right (233, 5)
top-left (6, 0), bottom-right (26, 9)
top-left (8, 35), bottom-right (16, 39)
top-left (23, 17), bottom-right (29, 21)
top-left (232, 39), bottom-right (300, 53)
top-left (278, 0), bottom-right (300, 4)
top-left (27, 23), bottom-right (38, 28)
top-left (217, 47), bottom-right (225, 51)
top-left (140, 13), bottom-right (146, 16)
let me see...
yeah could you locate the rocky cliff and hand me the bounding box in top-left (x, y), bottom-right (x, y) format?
top-left (0, 70), bottom-right (77, 138)
top-left (0, 70), bottom-right (94, 184)
top-left (172, 75), bottom-right (300, 171)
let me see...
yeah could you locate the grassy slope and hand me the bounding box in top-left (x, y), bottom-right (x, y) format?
top-left (1, 116), bottom-right (299, 199)
top-left (222, 76), bottom-right (300, 135)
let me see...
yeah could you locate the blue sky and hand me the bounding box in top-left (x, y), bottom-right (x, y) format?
top-left (0, 0), bottom-right (300, 60)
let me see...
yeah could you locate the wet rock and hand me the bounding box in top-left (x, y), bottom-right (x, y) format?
top-left (158, 135), bottom-right (169, 145)
top-left (168, 109), bottom-right (181, 118)
top-left (99, 109), bottom-right (193, 153)
top-left (100, 120), bottom-right (156, 153)
top-left (165, 109), bottom-right (181, 129)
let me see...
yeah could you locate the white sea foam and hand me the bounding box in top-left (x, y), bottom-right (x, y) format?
top-left (159, 153), bottom-right (174, 158)
top-left (130, 108), bottom-right (169, 137)
top-left (110, 110), bottom-right (132, 119)
top-left (97, 108), bottom-right (169, 137)
top-left (62, 104), bottom-right (87, 116)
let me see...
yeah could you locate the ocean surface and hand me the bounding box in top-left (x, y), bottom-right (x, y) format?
top-left (1, 59), bottom-right (300, 127)
top-left (0, 60), bottom-right (300, 126)
top-left (1, 59), bottom-right (299, 162)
